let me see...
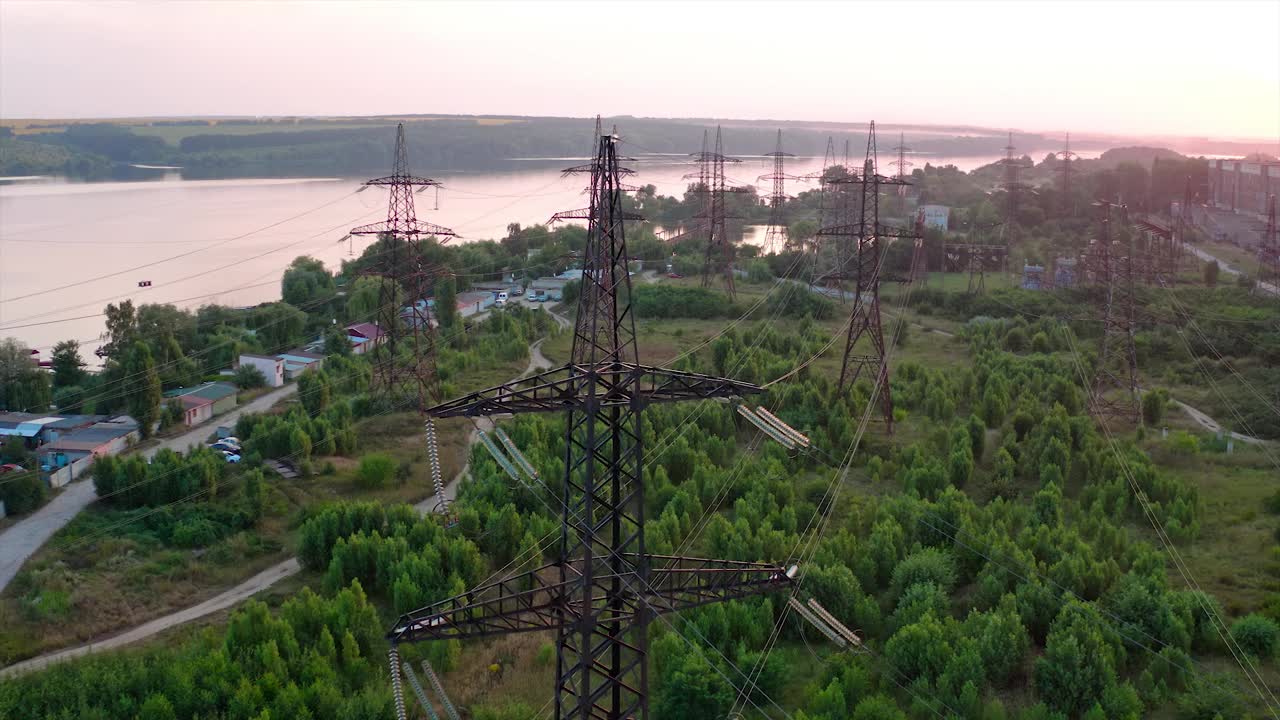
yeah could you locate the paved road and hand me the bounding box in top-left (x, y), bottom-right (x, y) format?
top-left (0, 384), bottom-right (299, 593)
top-left (1, 330), bottom-right (558, 677)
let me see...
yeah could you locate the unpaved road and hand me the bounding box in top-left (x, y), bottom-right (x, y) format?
top-left (1, 328), bottom-right (561, 678)
top-left (0, 384), bottom-right (299, 593)
top-left (1174, 399), bottom-right (1266, 445)
top-left (0, 559), bottom-right (301, 679)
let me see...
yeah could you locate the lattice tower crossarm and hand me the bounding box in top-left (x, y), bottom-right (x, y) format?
top-left (392, 128), bottom-right (793, 720)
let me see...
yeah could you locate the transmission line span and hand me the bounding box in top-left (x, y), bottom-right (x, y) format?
top-left (387, 127), bottom-right (793, 720)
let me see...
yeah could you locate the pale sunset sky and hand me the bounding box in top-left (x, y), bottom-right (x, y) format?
top-left (2, 0), bottom-right (1277, 140)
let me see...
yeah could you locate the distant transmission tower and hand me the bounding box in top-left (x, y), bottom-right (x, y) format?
top-left (686, 126), bottom-right (750, 298)
top-left (1086, 200), bottom-right (1140, 423)
top-left (757, 129), bottom-right (798, 255)
top-left (999, 131), bottom-right (1031, 221)
top-left (350, 123), bottom-right (456, 412)
top-left (390, 127), bottom-right (793, 720)
top-left (1257, 194), bottom-right (1279, 292)
top-left (817, 121), bottom-right (918, 432)
top-left (888, 132), bottom-right (913, 214)
top-left (1053, 132), bottom-right (1079, 216)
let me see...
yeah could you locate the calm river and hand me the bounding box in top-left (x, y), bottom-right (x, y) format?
top-left (0, 150), bottom-right (1059, 360)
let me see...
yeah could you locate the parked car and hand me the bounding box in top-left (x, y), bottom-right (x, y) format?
top-left (222, 451), bottom-right (241, 464)
top-left (511, 287), bottom-right (524, 297)
top-left (211, 441), bottom-right (241, 453)
top-left (220, 436), bottom-right (241, 446)
top-left (667, 272), bottom-right (684, 279)
top-left (496, 291), bottom-right (509, 306)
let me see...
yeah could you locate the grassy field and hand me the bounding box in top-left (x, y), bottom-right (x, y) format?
top-left (129, 122), bottom-right (396, 145)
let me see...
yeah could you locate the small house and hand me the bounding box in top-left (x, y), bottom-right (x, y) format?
top-left (41, 421), bottom-right (141, 487)
top-left (237, 354), bottom-right (285, 387)
top-left (346, 322), bottom-right (385, 355)
top-left (529, 277), bottom-right (570, 301)
top-left (277, 349), bottom-right (325, 379)
top-left (164, 382), bottom-right (239, 425)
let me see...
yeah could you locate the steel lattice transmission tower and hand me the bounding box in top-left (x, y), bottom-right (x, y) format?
top-left (816, 122), bottom-right (919, 432)
top-left (388, 128), bottom-right (793, 720)
top-left (1053, 132), bottom-right (1080, 216)
top-left (888, 132), bottom-right (913, 214)
top-left (686, 126), bottom-right (750, 299)
top-left (804, 137), bottom-right (854, 298)
top-left (350, 123), bottom-right (457, 411)
top-left (1085, 200), bottom-right (1141, 423)
top-left (1256, 194), bottom-right (1279, 292)
top-left (999, 131), bottom-right (1032, 221)
top-left (757, 130), bottom-right (798, 254)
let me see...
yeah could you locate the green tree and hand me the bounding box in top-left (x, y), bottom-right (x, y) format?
top-left (1204, 260), bottom-right (1219, 287)
top-left (102, 299), bottom-right (138, 360)
top-left (1142, 388), bottom-right (1169, 426)
top-left (654, 651), bottom-right (733, 720)
top-left (234, 364), bottom-right (267, 389)
top-left (435, 274), bottom-right (460, 331)
top-left (50, 339), bottom-right (87, 389)
top-left (282, 255), bottom-right (335, 307)
top-left (297, 370), bottom-right (331, 416)
top-left (1230, 613), bottom-right (1279, 658)
top-left (0, 338), bottom-right (51, 412)
top-left (124, 341), bottom-right (162, 438)
top-left (356, 453), bottom-right (395, 488)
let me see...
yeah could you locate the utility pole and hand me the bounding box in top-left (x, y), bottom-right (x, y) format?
top-left (1085, 200), bottom-right (1141, 423)
top-left (757, 129), bottom-right (798, 255)
top-left (686, 126), bottom-right (750, 299)
top-left (350, 123), bottom-right (456, 412)
top-left (1053, 132), bottom-right (1079, 217)
top-left (388, 127), bottom-right (793, 720)
top-left (816, 122), bottom-right (918, 432)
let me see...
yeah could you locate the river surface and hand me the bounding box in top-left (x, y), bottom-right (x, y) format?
top-left (0, 150), bottom-right (1077, 359)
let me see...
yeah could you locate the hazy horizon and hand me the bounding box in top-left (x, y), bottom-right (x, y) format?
top-left (2, 0), bottom-right (1278, 141)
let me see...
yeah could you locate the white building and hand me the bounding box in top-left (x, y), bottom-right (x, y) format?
top-left (237, 353), bottom-right (285, 387)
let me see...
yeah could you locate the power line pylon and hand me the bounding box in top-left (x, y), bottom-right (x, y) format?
top-left (888, 132), bottom-right (913, 214)
top-left (389, 128), bottom-right (793, 720)
top-left (999, 131), bottom-right (1032, 221)
top-left (1052, 132), bottom-right (1080, 217)
top-left (757, 129), bottom-right (798, 255)
top-left (816, 122), bottom-right (918, 433)
top-left (804, 137), bottom-right (852, 298)
top-left (686, 126), bottom-right (750, 299)
top-left (1257, 194), bottom-right (1279, 293)
top-left (1086, 200), bottom-right (1141, 423)
top-left (350, 123), bottom-right (457, 412)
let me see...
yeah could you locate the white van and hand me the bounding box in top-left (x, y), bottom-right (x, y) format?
top-left (496, 291), bottom-right (509, 306)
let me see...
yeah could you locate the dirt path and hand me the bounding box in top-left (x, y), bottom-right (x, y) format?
top-left (1, 330), bottom-right (561, 678)
top-left (0, 558), bottom-right (301, 679)
top-left (0, 384), bottom-right (299, 593)
top-left (1173, 399), bottom-right (1266, 445)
